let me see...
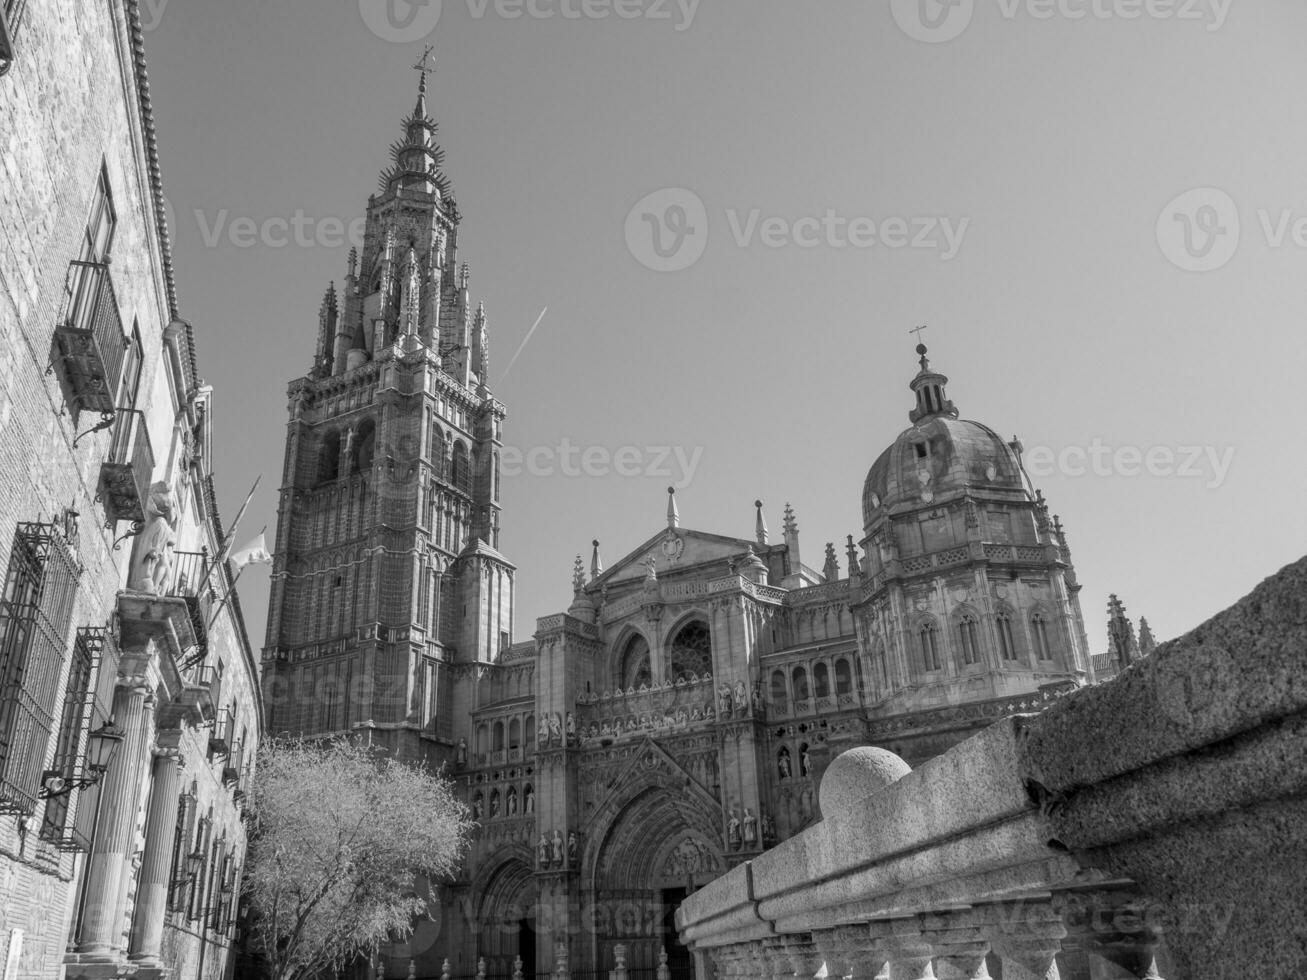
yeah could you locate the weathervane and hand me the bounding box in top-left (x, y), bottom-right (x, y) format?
top-left (413, 44), bottom-right (437, 88)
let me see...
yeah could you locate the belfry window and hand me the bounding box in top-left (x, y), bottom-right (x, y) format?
top-left (958, 615), bottom-right (980, 666)
top-left (1032, 613), bottom-right (1053, 660)
top-left (997, 612), bottom-right (1018, 662)
top-left (918, 622), bottom-right (941, 672)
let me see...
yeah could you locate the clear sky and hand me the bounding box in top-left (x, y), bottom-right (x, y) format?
top-left (144, 0), bottom-right (1307, 654)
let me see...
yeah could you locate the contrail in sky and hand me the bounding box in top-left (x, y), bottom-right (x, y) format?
top-left (498, 306), bottom-right (548, 384)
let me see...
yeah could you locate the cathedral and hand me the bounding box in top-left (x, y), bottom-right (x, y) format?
top-left (262, 66), bottom-right (1095, 980)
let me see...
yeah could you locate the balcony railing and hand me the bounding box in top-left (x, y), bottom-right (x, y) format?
top-left (170, 550), bottom-right (216, 664)
top-left (96, 408), bottom-right (154, 532)
top-left (209, 706), bottom-right (233, 758)
top-left (51, 260), bottom-right (129, 423)
top-left (222, 739), bottom-right (242, 786)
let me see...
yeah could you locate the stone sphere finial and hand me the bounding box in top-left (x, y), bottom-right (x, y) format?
top-left (818, 746), bottom-right (911, 819)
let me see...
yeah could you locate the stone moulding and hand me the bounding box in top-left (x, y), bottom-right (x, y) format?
top-left (676, 554), bottom-right (1307, 980)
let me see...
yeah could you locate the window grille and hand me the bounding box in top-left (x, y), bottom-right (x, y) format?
top-left (40, 626), bottom-right (108, 850)
top-left (0, 522), bottom-right (81, 816)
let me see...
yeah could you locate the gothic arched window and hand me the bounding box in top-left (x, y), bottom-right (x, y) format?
top-left (997, 611), bottom-right (1019, 662)
top-left (668, 621), bottom-right (712, 683)
top-left (770, 669), bottom-right (787, 706)
top-left (918, 622), bottom-right (941, 672)
top-left (1031, 612), bottom-right (1053, 661)
top-left (792, 666), bottom-right (810, 701)
top-left (353, 419), bottom-right (376, 474)
top-left (619, 635), bottom-right (651, 690)
top-left (957, 614), bottom-right (981, 666)
top-left (451, 441), bottom-right (471, 493)
top-left (835, 658), bottom-right (852, 696)
top-left (319, 430), bottom-right (341, 484)
top-left (814, 662), bottom-right (830, 698)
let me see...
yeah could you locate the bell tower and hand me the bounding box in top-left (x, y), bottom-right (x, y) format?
top-left (263, 59), bottom-right (514, 754)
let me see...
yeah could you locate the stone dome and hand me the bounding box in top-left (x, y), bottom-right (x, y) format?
top-left (818, 746), bottom-right (911, 819)
top-left (862, 416), bottom-right (1024, 529)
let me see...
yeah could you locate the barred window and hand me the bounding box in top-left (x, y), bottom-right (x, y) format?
top-left (0, 523), bottom-right (81, 817)
top-left (168, 785), bottom-right (197, 912)
top-left (39, 627), bottom-right (107, 850)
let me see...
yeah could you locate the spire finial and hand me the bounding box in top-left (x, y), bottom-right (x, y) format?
top-left (572, 555), bottom-right (585, 595)
top-left (666, 487), bottom-right (680, 529)
top-left (590, 539), bottom-right (603, 581)
top-left (754, 500), bottom-right (769, 545)
top-left (413, 44), bottom-right (436, 92)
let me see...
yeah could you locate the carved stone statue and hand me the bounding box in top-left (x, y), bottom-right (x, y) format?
top-left (472, 796), bottom-right (483, 821)
top-left (751, 683), bottom-right (763, 715)
top-left (507, 787), bottom-right (518, 816)
top-left (761, 809), bottom-right (776, 843)
top-left (778, 748), bottom-right (792, 780)
top-left (489, 793), bottom-right (500, 819)
top-left (717, 684), bottom-right (732, 717)
top-left (567, 831), bottom-right (579, 866)
top-left (566, 711), bottom-right (576, 739)
top-left (726, 809), bottom-right (741, 849)
top-left (551, 829), bottom-right (565, 867)
top-left (801, 746), bottom-right (813, 776)
top-left (538, 833), bottom-right (551, 867)
top-left (538, 717), bottom-right (550, 745)
top-left (130, 481), bottom-right (177, 594)
top-left (742, 808), bottom-right (758, 846)
top-left (456, 737), bottom-right (468, 765)
top-left (548, 712), bottom-right (563, 743)
top-left (733, 680), bottom-right (748, 714)
top-left (524, 786), bottom-right (535, 814)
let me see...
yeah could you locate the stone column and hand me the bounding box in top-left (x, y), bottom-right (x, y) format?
top-left (77, 680), bottom-right (153, 957)
top-left (128, 744), bottom-right (182, 964)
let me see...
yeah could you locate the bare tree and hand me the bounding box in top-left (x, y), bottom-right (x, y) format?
top-left (243, 738), bottom-right (471, 980)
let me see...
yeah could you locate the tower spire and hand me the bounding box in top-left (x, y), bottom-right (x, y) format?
top-left (754, 500), bottom-right (769, 545)
top-left (666, 487), bottom-right (680, 529)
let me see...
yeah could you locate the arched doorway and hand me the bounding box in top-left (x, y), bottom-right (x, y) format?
top-left (475, 855), bottom-right (538, 978)
top-left (587, 778), bottom-right (722, 979)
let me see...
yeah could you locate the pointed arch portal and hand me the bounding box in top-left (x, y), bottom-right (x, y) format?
top-left (475, 854), bottom-right (538, 979)
top-left (585, 766), bottom-right (721, 980)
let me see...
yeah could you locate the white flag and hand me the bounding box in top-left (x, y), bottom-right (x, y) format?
top-left (229, 532), bottom-right (273, 571)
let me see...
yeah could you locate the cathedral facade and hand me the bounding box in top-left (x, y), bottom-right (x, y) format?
top-left (263, 70), bottom-right (1094, 980)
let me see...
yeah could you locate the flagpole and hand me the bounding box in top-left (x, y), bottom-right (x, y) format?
top-left (221, 474), bottom-right (262, 561)
top-left (209, 525), bottom-right (268, 632)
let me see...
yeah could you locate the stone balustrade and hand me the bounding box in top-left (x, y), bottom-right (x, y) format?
top-left (676, 555), bottom-right (1307, 980)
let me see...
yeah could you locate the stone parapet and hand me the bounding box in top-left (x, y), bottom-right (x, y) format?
top-left (676, 555), bottom-right (1307, 980)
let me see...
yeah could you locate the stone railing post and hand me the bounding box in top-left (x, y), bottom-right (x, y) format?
top-left (554, 939), bottom-right (570, 980)
top-left (984, 901), bottom-right (1066, 980)
top-left (656, 946), bottom-right (672, 980)
top-left (440, 958), bottom-right (452, 980)
top-left (917, 910), bottom-right (991, 980)
top-left (513, 954), bottom-right (525, 980)
top-left (868, 922), bottom-right (936, 980)
top-left (1052, 892), bottom-right (1166, 980)
top-left (476, 956), bottom-right (487, 980)
top-left (612, 942), bottom-right (629, 980)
